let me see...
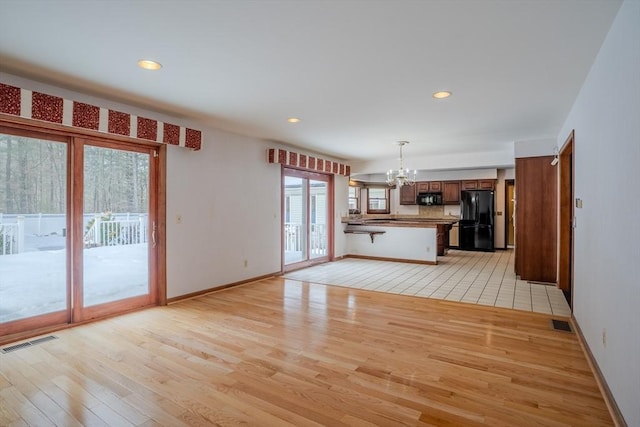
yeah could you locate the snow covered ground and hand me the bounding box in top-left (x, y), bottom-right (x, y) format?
top-left (0, 240), bottom-right (148, 323)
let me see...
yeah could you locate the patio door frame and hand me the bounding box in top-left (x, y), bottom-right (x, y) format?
top-left (72, 137), bottom-right (160, 323)
top-left (0, 118), bottom-right (165, 344)
top-left (282, 167), bottom-right (334, 272)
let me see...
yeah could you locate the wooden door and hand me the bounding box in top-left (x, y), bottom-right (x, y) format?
top-left (515, 156), bottom-right (557, 283)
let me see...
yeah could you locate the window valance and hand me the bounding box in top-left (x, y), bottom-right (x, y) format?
top-left (0, 82), bottom-right (202, 150)
top-left (267, 148), bottom-right (350, 176)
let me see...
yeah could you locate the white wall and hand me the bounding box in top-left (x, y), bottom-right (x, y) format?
top-left (514, 138), bottom-right (556, 158)
top-left (167, 129), bottom-right (350, 298)
top-left (557, 1), bottom-right (639, 424)
top-left (166, 129), bottom-right (283, 297)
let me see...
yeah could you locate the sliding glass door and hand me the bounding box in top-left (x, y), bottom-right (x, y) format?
top-left (0, 131), bottom-right (69, 334)
top-left (0, 127), bottom-right (159, 338)
top-left (75, 140), bottom-right (157, 322)
top-left (283, 168), bottom-right (332, 271)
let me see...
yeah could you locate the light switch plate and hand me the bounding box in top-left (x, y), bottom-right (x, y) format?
top-left (575, 198), bottom-right (583, 208)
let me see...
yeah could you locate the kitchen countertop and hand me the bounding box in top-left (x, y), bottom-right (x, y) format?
top-left (342, 216), bottom-right (459, 227)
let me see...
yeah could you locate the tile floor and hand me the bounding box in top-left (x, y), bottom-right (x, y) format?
top-left (284, 249), bottom-right (572, 317)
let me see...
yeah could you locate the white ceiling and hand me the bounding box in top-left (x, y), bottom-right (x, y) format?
top-left (0, 0), bottom-right (621, 163)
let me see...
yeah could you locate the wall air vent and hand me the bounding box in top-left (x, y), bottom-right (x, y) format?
top-left (1, 335), bottom-right (58, 354)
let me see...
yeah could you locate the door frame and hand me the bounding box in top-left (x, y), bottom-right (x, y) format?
top-left (558, 130), bottom-right (575, 307)
top-left (72, 137), bottom-right (160, 323)
top-left (504, 179), bottom-right (515, 248)
top-left (281, 166), bottom-right (334, 272)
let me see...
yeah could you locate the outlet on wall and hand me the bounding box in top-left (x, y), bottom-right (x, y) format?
top-left (244, 259), bottom-right (248, 268)
top-left (602, 328), bottom-right (607, 347)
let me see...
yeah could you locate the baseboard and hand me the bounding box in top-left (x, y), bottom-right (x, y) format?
top-left (166, 272), bottom-right (279, 304)
top-left (570, 316), bottom-right (627, 427)
top-left (344, 254), bottom-right (437, 265)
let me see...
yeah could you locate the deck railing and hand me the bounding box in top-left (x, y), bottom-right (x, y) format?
top-left (284, 222), bottom-right (327, 255)
top-left (84, 215), bottom-right (148, 247)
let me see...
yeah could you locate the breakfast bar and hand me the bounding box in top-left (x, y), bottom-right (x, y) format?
top-left (343, 217), bottom-right (457, 264)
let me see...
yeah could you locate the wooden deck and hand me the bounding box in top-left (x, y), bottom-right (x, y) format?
top-left (0, 276), bottom-right (612, 426)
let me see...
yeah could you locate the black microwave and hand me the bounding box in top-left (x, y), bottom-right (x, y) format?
top-left (417, 192), bottom-right (442, 206)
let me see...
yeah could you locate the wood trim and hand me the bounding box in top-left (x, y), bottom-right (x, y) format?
top-left (0, 311), bottom-right (68, 338)
top-left (0, 304), bottom-right (156, 347)
top-left (165, 273), bottom-right (278, 304)
top-left (157, 144), bottom-right (167, 305)
top-left (558, 130), bottom-right (574, 295)
top-left (1, 113), bottom-right (166, 150)
top-left (570, 316), bottom-right (628, 427)
top-left (504, 179), bottom-right (515, 248)
top-left (327, 172), bottom-right (335, 262)
top-left (71, 137), bottom-right (85, 323)
top-left (344, 254), bottom-right (437, 265)
top-left (74, 138), bottom-right (160, 322)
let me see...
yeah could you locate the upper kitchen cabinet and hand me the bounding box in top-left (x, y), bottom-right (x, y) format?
top-left (416, 182), bottom-right (429, 193)
top-left (461, 180), bottom-right (479, 190)
top-left (416, 181), bottom-right (442, 192)
top-left (399, 184), bottom-right (417, 205)
top-left (442, 181), bottom-right (461, 205)
top-left (461, 179), bottom-right (496, 190)
top-left (479, 179), bottom-right (496, 190)
top-left (428, 181), bottom-right (442, 192)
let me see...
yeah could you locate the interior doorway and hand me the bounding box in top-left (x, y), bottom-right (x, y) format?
top-left (505, 180), bottom-right (515, 247)
top-left (558, 130), bottom-right (575, 308)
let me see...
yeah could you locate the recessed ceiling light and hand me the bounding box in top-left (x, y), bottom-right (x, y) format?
top-left (432, 91), bottom-right (452, 99)
top-left (287, 117), bottom-right (301, 123)
top-left (137, 59), bottom-right (162, 70)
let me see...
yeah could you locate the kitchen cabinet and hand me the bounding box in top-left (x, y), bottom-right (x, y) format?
top-left (416, 182), bottom-right (429, 192)
top-left (399, 184), bottom-right (416, 205)
top-left (416, 181), bottom-right (442, 193)
top-left (428, 181), bottom-right (442, 192)
top-left (462, 179), bottom-right (496, 191)
top-left (479, 179), bottom-right (495, 190)
top-left (443, 181), bottom-right (460, 205)
top-left (461, 180), bottom-right (479, 190)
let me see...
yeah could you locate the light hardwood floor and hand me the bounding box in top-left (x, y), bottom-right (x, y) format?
top-left (0, 277), bottom-right (612, 426)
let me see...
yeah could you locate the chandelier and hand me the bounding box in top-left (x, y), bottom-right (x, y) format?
top-left (386, 141), bottom-right (416, 187)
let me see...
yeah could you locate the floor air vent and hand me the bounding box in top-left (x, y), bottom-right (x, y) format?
top-left (1, 335), bottom-right (58, 354)
top-left (551, 319), bottom-right (572, 332)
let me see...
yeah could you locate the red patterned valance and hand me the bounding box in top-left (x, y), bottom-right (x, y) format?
top-left (267, 148), bottom-right (350, 176)
top-left (0, 82), bottom-right (202, 150)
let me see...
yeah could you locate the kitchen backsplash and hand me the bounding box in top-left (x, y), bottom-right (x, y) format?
top-left (418, 205), bottom-right (445, 217)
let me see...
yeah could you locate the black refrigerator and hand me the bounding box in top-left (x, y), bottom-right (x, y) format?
top-left (459, 190), bottom-right (495, 251)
